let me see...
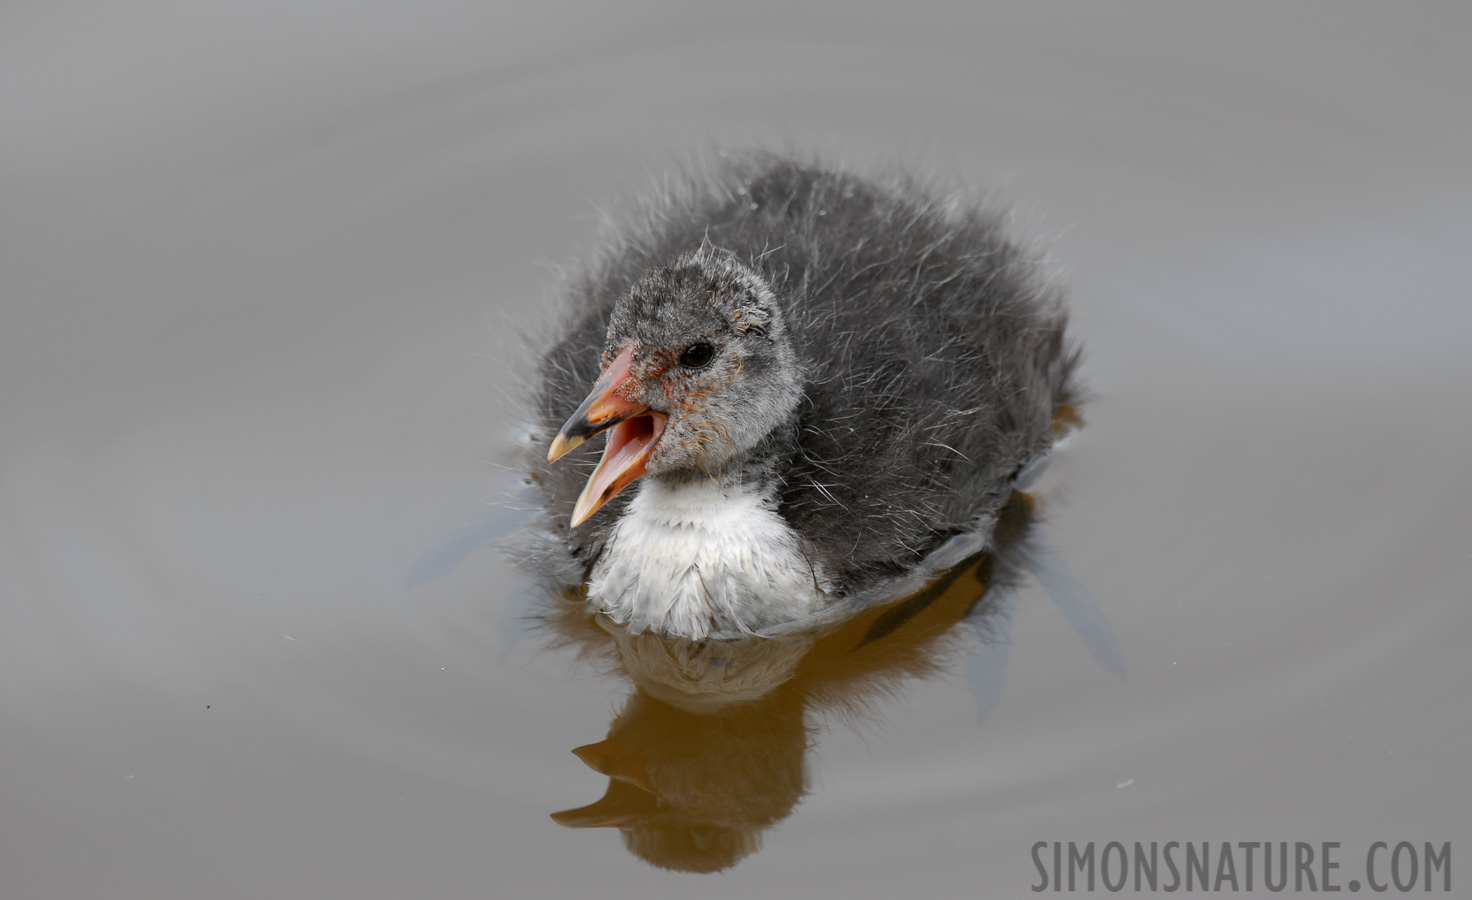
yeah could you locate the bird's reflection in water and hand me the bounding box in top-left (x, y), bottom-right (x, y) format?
top-left (543, 492), bottom-right (1042, 873)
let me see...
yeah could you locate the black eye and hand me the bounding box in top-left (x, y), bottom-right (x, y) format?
top-left (679, 341), bottom-right (716, 369)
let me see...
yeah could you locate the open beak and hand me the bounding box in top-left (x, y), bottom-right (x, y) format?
top-left (547, 345), bottom-right (667, 527)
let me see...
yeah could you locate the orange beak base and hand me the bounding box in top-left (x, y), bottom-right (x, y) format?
top-left (546, 346), bottom-right (667, 527)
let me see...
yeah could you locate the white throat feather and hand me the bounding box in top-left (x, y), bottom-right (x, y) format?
top-left (588, 476), bottom-right (829, 640)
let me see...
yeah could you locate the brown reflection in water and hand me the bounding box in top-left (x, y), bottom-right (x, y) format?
top-left (545, 493), bottom-right (1038, 873)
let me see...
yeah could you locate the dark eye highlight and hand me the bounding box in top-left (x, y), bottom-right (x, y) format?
top-left (679, 342), bottom-right (716, 369)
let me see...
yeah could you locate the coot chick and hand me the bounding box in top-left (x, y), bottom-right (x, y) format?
top-left (532, 153), bottom-right (1080, 641)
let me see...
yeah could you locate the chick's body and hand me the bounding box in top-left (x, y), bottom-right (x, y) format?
top-left (532, 155), bottom-right (1079, 640)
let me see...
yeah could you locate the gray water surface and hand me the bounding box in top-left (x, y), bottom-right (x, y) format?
top-left (4, 3), bottom-right (1470, 897)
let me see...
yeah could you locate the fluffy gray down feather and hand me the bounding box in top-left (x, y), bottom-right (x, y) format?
top-left (528, 152), bottom-right (1081, 597)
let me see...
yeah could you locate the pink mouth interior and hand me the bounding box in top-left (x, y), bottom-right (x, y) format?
top-left (586, 413), bottom-right (665, 505)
